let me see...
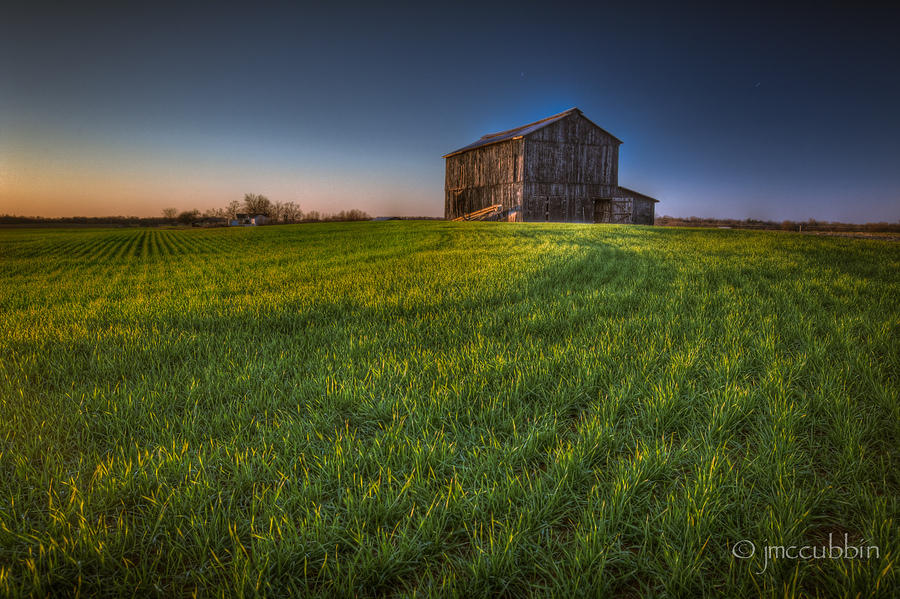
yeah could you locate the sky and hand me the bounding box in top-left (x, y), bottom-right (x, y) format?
top-left (1, 1), bottom-right (898, 221)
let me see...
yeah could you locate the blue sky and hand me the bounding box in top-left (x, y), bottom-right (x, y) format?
top-left (2, 1), bottom-right (898, 220)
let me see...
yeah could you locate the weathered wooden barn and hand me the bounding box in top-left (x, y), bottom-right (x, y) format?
top-left (444, 108), bottom-right (657, 224)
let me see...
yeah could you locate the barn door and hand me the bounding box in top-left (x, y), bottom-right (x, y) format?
top-left (593, 198), bottom-right (611, 223)
top-left (609, 199), bottom-right (633, 224)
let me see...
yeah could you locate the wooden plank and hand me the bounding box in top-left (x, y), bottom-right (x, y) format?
top-left (452, 204), bottom-right (503, 221)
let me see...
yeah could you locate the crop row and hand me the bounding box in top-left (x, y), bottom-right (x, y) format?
top-left (0, 228), bottom-right (244, 261)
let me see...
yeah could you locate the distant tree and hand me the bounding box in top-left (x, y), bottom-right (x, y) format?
top-left (281, 201), bottom-right (302, 223)
top-left (271, 201), bottom-right (285, 223)
top-left (243, 193), bottom-right (272, 216)
top-left (304, 210), bottom-right (321, 222)
top-left (328, 209), bottom-right (371, 221)
top-left (202, 207), bottom-right (225, 218)
top-left (224, 200), bottom-right (241, 219)
top-left (177, 209), bottom-right (200, 225)
top-left (162, 207), bottom-right (178, 220)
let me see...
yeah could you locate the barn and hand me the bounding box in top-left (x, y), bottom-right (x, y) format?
top-left (444, 108), bottom-right (658, 224)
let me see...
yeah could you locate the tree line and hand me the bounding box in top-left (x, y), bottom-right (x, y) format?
top-left (162, 193), bottom-right (370, 225)
top-left (0, 194), bottom-right (371, 227)
top-left (655, 215), bottom-right (900, 233)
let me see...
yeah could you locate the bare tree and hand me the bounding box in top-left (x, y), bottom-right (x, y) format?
top-left (224, 200), bottom-right (241, 219)
top-left (177, 209), bottom-right (200, 225)
top-left (162, 207), bottom-right (177, 220)
top-left (243, 193), bottom-right (272, 216)
top-left (281, 201), bottom-right (302, 223)
top-left (328, 209), bottom-right (371, 222)
top-left (271, 201), bottom-right (285, 223)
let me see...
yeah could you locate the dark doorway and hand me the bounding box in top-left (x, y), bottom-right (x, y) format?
top-left (593, 199), bottom-right (611, 223)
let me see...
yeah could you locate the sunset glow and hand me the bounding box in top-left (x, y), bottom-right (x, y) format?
top-left (2, 3), bottom-right (898, 220)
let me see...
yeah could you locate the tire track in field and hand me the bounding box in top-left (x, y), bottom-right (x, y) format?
top-left (105, 234), bottom-right (134, 261)
top-left (108, 232), bottom-right (131, 260)
top-left (210, 230), bottom-right (237, 253)
top-left (50, 235), bottom-right (88, 258)
top-left (132, 230), bottom-right (150, 259)
top-left (141, 230), bottom-right (153, 258)
top-left (154, 231), bottom-right (168, 258)
top-left (64, 234), bottom-right (101, 260)
top-left (14, 238), bottom-right (46, 258)
top-left (182, 230), bottom-right (217, 256)
top-left (176, 231), bottom-right (202, 255)
top-left (186, 232), bottom-right (213, 253)
top-left (57, 231), bottom-right (121, 261)
top-left (76, 235), bottom-right (117, 262)
top-left (26, 228), bottom-right (241, 263)
top-left (25, 235), bottom-right (72, 258)
top-left (85, 232), bottom-right (119, 259)
top-left (105, 232), bottom-right (134, 261)
top-left (95, 232), bottom-right (131, 261)
top-left (190, 231), bottom-right (222, 255)
top-left (166, 231), bottom-right (192, 256)
top-left (132, 230), bottom-right (146, 259)
top-left (117, 230), bottom-right (146, 260)
top-left (179, 231), bottom-right (213, 255)
top-left (163, 231), bottom-right (185, 256)
top-left (149, 230), bottom-right (161, 257)
top-left (126, 230), bottom-right (145, 259)
top-left (155, 230), bottom-right (176, 256)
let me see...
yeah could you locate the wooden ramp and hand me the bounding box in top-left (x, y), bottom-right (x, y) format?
top-left (452, 204), bottom-right (503, 221)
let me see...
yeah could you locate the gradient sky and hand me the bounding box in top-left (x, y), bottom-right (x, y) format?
top-left (2, 1), bottom-right (898, 220)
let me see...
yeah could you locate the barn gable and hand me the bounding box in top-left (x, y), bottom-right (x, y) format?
top-left (443, 108), bottom-right (619, 158)
top-left (522, 109), bottom-right (622, 146)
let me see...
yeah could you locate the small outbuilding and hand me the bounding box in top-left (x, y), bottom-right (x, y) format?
top-left (230, 214), bottom-right (268, 226)
top-left (444, 108), bottom-right (658, 224)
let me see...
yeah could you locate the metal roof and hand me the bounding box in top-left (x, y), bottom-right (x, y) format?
top-left (617, 186), bottom-right (659, 203)
top-left (443, 107), bottom-right (623, 158)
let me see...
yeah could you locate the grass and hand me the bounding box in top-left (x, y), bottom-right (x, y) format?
top-left (0, 221), bottom-right (897, 597)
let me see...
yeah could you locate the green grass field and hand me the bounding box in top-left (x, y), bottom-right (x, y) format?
top-left (1, 222), bottom-right (897, 597)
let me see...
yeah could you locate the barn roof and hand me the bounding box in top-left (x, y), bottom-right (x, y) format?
top-left (617, 186), bottom-right (659, 203)
top-left (443, 107), bottom-right (623, 158)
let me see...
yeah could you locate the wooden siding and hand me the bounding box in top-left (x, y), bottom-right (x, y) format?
top-left (632, 198), bottom-right (655, 225)
top-left (519, 112), bottom-right (621, 223)
top-left (522, 184), bottom-right (622, 222)
top-left (445, 138), bottom-right (524, 219)
top-left (524, 113), bottom-right (619, 186)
